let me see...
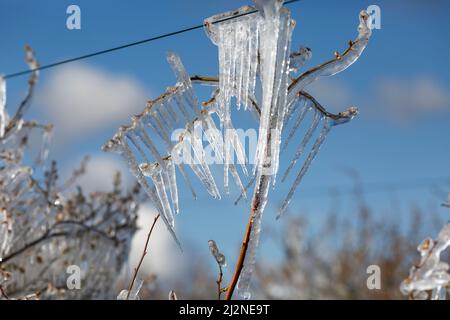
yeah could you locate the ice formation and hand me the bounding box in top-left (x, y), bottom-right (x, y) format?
top-left (401, 222), bottom-right (450, 300)
top-left (105, 0), bottom-right (371, 299)
top-left (208, 239), bottom-right (227, 267)
top-left (117, 278), bottom-right (143, 300)
top-left (1, 49), bottom-right (139, 299)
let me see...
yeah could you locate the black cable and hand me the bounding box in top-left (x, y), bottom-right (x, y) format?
top-left (3, 0), bottom-right (302, 79)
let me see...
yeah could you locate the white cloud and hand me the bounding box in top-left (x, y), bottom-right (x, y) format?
top-left (62, 154), bottom-right (133, 194)
top-left (38, 64), bottom-right (147, 147)
top-left (129, 205), bottom-right (185, 281)
top-left (375, 76), bottom-right (450, 121)
top-left (303, 75), bottom-right (450, 122)
top-left (306, 78), bottom-right (352, 112)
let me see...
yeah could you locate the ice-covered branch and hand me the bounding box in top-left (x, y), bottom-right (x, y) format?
top-left (400, 221), bottom-right (450, 300)
top-left (105, 0), bottom-right (371, 300)
top-left (4, 46), bottom-right (39, 137)
top-left (287, 10), bottom-right (372, 104)
top-left (208, 240), bottom-right (227, 300)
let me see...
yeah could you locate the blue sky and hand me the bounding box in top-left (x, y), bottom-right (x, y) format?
top-left (1, 0), bottom-right (450, 286)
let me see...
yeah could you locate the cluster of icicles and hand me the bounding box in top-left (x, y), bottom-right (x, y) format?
top-left (104, 0), bottom-right (372, 299)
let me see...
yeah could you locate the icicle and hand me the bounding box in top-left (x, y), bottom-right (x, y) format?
top-left (252, 1), bottom-right (293, 183)
top-left (164, 100), bottom-right (178, 123)
top-left (158, 103), bottom-right (175, 129)
top-left (282, 110), bottom-right (320, 182)
top-left (173, 92), bottom-right (192, 122)
top-left (234, 174), bottom-right (256, 206)
top-left (120, 140), bottom-right (177, 235)
top-left (152, 110), bottom-right (174, 146)
top-left (140, 163), bottom-right (174, 228)
top-left (176, 162), bottom-right (198, 200)
top-left (155, 106), bottom-right (171, 132)
top-left (133, 121), bottom-right (163, 163)
top-left (288, 11), bottom-right (372, 104)
top-left (173, 136), bottom-right (220, 200)
top-left (35, 124), bottom-right (53, 165)
top-left (282, 100), bottom-right (309, 151)
top-left (167, 52), bottom-right (198, 109)
top-left (283, 93), bottom-right (301, 127)
top-left (431, 286), bottom-right (446, 300)
top-left (201, 112), bottom-right (224, 161)
top-left (228, 123), bottom-right (248, 176)
top-left (204, 5), bottom-right (262, 114)
top-left (247, 23), bottom-right (259, 112)
top-left (271, 12), bottom-right (294, 183)
top-left (126, 131), bottom-right (151, 164)
top-left (190, 122), bottom-right (221, 199)
top-left (102, 134), bottom-right (181, 249)
top-left (230, 164), bottom-right (247, 200)
top-left (0, 77), bottom-right (6, 138)
top-left (253, 2), bottom-right (282, 177)
top-left (164, 157), bottom-right (179, 214)
top-left (201, 112), bottom-right (246, 199)
top-left (278, 118), bottom-right (331, 217)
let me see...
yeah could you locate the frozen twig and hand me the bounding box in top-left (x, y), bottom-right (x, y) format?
top-left (126, 214), bottom-right (160, 300)
top-left (4, 46), bottom-right (39, 136)
top-left (400, 220), bottom-right (450, 300)
top-left (208, 240), bottom-right (227, 299)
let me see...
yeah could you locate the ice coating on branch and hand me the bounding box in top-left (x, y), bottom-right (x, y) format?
top-left (117, 278), bottom-right (143, 300)
top-left (400, 222), bottom-right (450, 300)
top-left (208, 239), bottom-right (227, 267)
top-left (332, 106), bottom-right (359, 126)
top-left (168, 290), bottom-right (178, 300)
top-left (287, 10), bottom-right (372, 104)
top-left (237, 174), bottom-right (271, 299)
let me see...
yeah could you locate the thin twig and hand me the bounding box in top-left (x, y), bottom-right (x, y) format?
top-left (226, 129), bottom-right (271, 301)
top-left (0, 285), bottom-right (9, 299)
top-left (216, 265), bottom-right (224, 300)
top-left (4, 46), bottom-right (39, 136)
top-left (225, 210), bottom-right (254, 300)
top-left (0, 231), bottom-right (67, 264)
top-left (126, 214), bottom-right (160, 300)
